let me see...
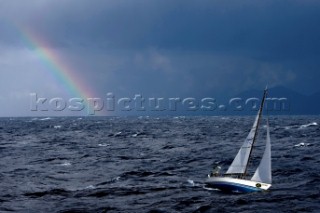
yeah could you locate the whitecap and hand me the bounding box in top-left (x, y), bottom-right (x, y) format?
top-left (40, 117), bottom-right (52, 121)
top-left (115, 132), bottom-right (122, 136)
top-left (111, 176), bottom-right (121, 182)
top-left (53, 125), bottom-right (62, 129)
top-left (85, 185), bottom-right (96, 189)
top-left (98, 143), bottom-right (110, 147)
top-left (187, 179), bottom-right (195, 186)
top-left (61, 162), bottom-right (72, 166)
top-left (294, 142), bottom-right (310, 147)
top-left (203, 186), bottom-right (219, 191)
top-left (299, 122), bottom-right (318, 129)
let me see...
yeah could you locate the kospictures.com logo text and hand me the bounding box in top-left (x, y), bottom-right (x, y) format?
top-left (30, 93), bottom-right (289, 115)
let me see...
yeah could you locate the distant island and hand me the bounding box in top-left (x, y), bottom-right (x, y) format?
top-left (233, 86), bottom-right (320, 115)
top-left (152, 86), bottom-right (320, 116)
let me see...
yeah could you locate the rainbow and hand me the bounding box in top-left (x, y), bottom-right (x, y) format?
top-left (18, 26), bottom-right (96, 101)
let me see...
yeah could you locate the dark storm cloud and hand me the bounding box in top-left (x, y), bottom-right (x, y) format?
top-left (1, 0), bottom-right (320, 60)
top-left (1, 0), bottom-right (320, 116)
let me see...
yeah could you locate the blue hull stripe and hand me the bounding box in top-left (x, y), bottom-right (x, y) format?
top-left (207, 182), bottom-right (263, 193)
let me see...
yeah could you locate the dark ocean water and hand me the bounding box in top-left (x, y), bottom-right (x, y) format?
top-left (0, 116), bottom-right (319, 213)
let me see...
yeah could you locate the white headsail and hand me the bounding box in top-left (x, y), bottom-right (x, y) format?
top-left (251, 119), bottom-right (272, 184)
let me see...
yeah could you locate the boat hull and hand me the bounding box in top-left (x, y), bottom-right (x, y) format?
top-left (205, 176), bottom-right (271, 193)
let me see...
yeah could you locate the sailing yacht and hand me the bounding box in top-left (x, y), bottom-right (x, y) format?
top-left (205, 88), bottom-right (272, 193)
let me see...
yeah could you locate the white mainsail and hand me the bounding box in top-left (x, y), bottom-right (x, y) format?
top-left (251, 119), bottom-right (272, 184)
top-left (226, 88), bottom-right (267, 175)
top-left (225, 108), bottom-right (261, 174)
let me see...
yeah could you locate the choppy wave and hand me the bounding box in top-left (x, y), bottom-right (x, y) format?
top-left (0, 116), bottom-right (319, 212)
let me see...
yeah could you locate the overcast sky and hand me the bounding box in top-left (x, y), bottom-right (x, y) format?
top-left (0, 0), bottom-right (320, 116)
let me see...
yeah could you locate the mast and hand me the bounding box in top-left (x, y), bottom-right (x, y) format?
top-left (242, 87), bottom-right (268, 178)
